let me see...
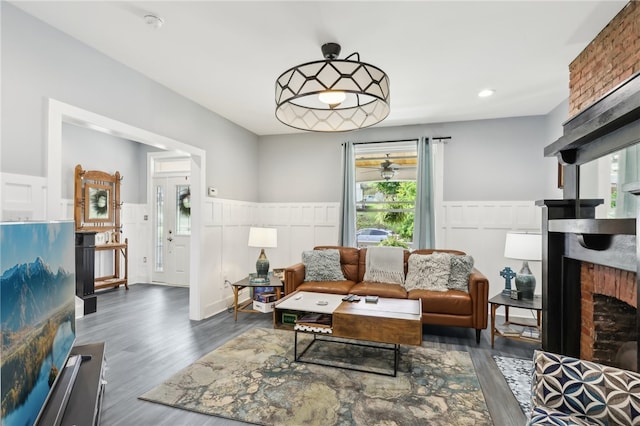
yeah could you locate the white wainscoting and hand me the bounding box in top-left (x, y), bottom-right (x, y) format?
top-left (1, 173), bottom-right (48, 221)
top-left (440, 200), bottom-right (542, 320)
top-left (201, 199), bottom-right (340, 317)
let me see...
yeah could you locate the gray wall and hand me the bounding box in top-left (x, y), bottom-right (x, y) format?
top-left (258, 115), bottom-right (565, 203)
top-left (61, 123), bottom-right (157, 203)
top-left (2, 2), bottom-right (567, 207)
top-left (1, 3), bottom-right (259, 202)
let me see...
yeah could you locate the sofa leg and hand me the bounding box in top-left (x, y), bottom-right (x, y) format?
top-left (475, 329), bottom-right (481, 344)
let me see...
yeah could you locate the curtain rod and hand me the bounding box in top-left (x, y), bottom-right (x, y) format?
top-left (350, 138), bottom-right (419, 145)
top-left (344, 136), bottom-right (452, 146)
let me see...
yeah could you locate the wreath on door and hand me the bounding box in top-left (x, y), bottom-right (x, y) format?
top-left (179, 188), bottom-right (191, 217)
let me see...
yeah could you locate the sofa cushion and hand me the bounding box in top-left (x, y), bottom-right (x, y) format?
top-left (408, 289), bottom-right (472, 315)
top-left (404, 252), bottom-right (451, 291)
top-left (297, 280), bottom-right (356, 295)
top-left (449, 255), bottom-right (474, 293)
top-left (350, 281), bottom-right (408, 299)
top-left (527, 406), bottom-right (599, 426)
top-left (530, 350), bottom-right (640, 426)
top-left (302, 249), bottom-right (345, 282)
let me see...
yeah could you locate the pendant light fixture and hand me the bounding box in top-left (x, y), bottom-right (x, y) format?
top-left (380, 168), bottom-right (396, 181)
top-left (275, 43), bottom-right (390, 132)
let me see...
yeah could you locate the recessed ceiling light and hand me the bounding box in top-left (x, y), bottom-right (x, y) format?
top-left (478, 89), bottom-right (495, 98)
top-left (144, 14), bottom-right (164, 29)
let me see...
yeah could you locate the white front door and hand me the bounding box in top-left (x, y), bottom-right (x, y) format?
top-left (152, 175), bottom-right (191, 286)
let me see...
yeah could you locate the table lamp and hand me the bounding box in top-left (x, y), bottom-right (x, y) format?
top-left (248, 227), bottom-right (277, 278)
top-left (504, 232), bottom-right (542, 300)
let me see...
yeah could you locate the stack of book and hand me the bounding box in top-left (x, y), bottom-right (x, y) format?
top-left (295, 313), bottom-right (331, 326)
top-left (496, 324), bottom-right (521, 337)
top-left (254, 292), bottom-right (276, 303)
top-left (294, 313), bottom-right (332, 334)
top-left (521, 327), bottom-right (540, 339)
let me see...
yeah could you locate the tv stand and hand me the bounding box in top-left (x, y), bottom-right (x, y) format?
top-left (37, 342), bottom-right (106, 426)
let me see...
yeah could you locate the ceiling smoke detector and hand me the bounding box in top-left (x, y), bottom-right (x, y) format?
top-left (144, 14), bottom-right (164, 29)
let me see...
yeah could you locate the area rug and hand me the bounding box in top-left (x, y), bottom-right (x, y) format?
top-left (140, 327), bottom-right (491, 425)
top-left (493, 355), bottom-right (533, 415)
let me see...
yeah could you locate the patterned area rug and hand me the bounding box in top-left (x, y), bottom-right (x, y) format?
top-left (493, 355), bottom-right (533, 415)
top-left (140, 327), bottom-right (491, 425)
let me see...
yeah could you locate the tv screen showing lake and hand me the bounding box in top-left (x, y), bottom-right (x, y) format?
top-left (0, 221), bottom-right (76, 426)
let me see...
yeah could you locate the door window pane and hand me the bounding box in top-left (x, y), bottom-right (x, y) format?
top-left (176, 185), bottom-right (191, 235)
top-left (155, 185), bottom-right (164, 272)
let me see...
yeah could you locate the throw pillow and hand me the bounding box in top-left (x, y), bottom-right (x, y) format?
top-left (448, 255), bottom-right (474, 292)
top-left (404, 252), bottom-right (452, 291)
top-left (302, 249), bottom-right (346, 282)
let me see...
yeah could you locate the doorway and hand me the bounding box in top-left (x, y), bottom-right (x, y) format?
top-left (151, 164), bottom-right (191, 286)
top-left (47, 99), bottom-right (207, 320)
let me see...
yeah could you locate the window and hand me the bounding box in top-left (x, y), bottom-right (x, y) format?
top-left (354, 141), bottom-right (417, 248)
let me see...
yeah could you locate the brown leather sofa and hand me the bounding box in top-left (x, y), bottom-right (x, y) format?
top-left (284, 246), bottom-right (489, 343)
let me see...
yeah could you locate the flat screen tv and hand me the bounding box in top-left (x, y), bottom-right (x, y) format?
top-left (1, 221), bottom-right (76, 426)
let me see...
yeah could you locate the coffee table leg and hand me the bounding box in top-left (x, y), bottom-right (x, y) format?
top-left (394, 344), bottom-right (399, 377)
top-left (294, 330), bottom-right (299, 361)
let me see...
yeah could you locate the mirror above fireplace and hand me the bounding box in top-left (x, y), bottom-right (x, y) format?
top-left (580, 143), bottom-right (640, 219)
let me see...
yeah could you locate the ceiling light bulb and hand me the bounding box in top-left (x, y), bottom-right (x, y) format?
top-left (478, 89), bottom-right (495, 98)
top-left (318, 91), bottom-right (347, 106)
top-left (144, 14), bottom-right (164, 29)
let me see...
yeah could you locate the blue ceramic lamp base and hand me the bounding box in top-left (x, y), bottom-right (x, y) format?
top-left (255, 249), bottom-right (270, 278)
top-left (515, 261), bottom-right (536, 300)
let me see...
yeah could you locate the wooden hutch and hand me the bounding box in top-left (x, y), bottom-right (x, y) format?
top-left (74, 165), bottom-right (128, 299)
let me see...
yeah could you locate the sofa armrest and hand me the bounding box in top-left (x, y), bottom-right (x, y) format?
top-left (284, 263), bottom-right (305, 295)
top-left (468, 268), bottom-right (489, 329)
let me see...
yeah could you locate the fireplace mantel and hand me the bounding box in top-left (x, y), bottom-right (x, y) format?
top-left (545, 71), bottom-right (640, 166)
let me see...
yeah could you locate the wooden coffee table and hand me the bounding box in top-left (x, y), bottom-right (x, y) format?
top-left (273, 291), bottom-right (422, 376)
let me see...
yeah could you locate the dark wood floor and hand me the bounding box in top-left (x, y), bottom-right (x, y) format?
top-left (76, 284), bottom-right (537, 426)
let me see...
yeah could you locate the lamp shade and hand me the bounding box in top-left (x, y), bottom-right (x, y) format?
top-left (275, 43), bottom-right (390, 132)
top-left (504, 232), bottom-right (541, 261)
top-left (248, 227), bottom-right (277, 248)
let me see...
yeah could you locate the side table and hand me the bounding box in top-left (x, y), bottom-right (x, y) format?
top-left (232, 275), bottom-right (284, 321)
top-left (489, 293), bottom-right (542, 348)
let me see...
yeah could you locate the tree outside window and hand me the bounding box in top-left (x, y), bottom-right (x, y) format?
top-left (355, 144), bottom-right (417, 248)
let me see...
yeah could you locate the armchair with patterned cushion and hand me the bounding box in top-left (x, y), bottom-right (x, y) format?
top-left (527, 350), bottom-right (640, 426)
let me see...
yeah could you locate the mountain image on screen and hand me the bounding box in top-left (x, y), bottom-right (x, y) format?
top-left (1, 253), bottom-right (76, 426)
top-left (1, 257), bottom-right (73, 332)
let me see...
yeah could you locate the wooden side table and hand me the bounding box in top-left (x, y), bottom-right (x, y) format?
top-left (232, 275), bottom-right (284, 321)
top-left (489, 293), bottom-right (542, 348)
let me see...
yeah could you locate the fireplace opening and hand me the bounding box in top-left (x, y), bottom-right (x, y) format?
top-left (581, 262), bottom-right (638, 371)
top-left (593, 294), bottom-right (637, 369)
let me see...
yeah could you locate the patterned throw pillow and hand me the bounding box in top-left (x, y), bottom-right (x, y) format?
top-left (448, 255), bottom-right (474, 292)
top-left (404, 253), bottom-right (452, 291)
top-left (302, 249), bottom-right (346, 282)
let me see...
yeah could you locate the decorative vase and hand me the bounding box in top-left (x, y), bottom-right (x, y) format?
top-left (515, 261), bottom-right (536, 300)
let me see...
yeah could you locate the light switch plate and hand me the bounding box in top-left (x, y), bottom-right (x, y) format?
top-left (207, 187), bottom-right (218, 197)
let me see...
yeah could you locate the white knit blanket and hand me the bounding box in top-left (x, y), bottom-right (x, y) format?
top-left (364, 246), bottom-right (405, 284)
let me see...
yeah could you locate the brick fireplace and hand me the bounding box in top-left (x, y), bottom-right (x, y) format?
top-left (539, 1), bottom-right (640, 371)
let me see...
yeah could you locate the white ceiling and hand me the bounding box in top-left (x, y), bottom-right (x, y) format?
top-left (11, 1), bottom-right (628, 136)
